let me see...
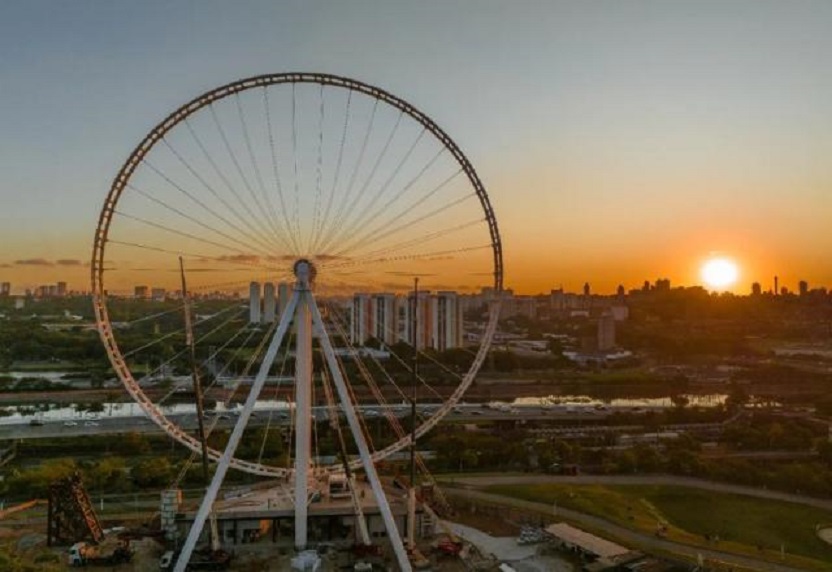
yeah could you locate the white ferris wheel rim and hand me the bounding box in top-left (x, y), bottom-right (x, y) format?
top-left (92, 72), bottom-right (503, 477)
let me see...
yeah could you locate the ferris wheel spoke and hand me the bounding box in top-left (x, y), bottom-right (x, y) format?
top-left (198, 327), bottom-right (262, 404)
top-left (322, 145), bottom-right (445, 254)
top-left (121, 303), bottom-right (245, 360)
top-left (182, 118), bottom-right (290, 254)
top-left (208, 104), bottom-right (292, 251)
top-left (263, 87), bottom-right (301, 255)
top-left (290, 84), bottom-right (302, 250)
top-left (112, 209), bottom-right (279, 261)
top-left (105, 239), bottom-right (289, 278)
top-left (160, 136), bottom-right (282, 256)
top-left (324, 299), bottom-right (444, 402)
top-left (324, 245), bottom-right (493, 282)
top-left (321, 125), bottom-right (426, 254)
top-left (328, 110), bottom-right (404, 248)
top-left (316, 98), bottom-right (379, 252)
top-left (331, 191), bottom-right (475, 259)
top-left (256, 330), bottom-right (294, 466)
top-left (311, 89), bottom-right (351, 255)
top-left (321, 219), bottom-right (486, 270)
top-left (139, 156), bottom-right (280, 255)
top-left (327, 168), bottom-right (463, 258)
top-left (234, 93), bottom-right (293, 252)
top-left (150, 313), bottom-right (254, 407)
top-left (126, 182), bottom-right (277, 259)
top-left (309, 84), bottom-right (326, 253)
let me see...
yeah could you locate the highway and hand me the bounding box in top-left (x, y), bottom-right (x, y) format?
top-left (0, 403), bottom-right (643, 440)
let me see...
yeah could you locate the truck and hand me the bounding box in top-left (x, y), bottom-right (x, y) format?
top-left (68, 540), bottom-right (132, 567)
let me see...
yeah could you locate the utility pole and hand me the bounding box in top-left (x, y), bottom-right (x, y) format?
top-left (407, 277), bottom-right (419, 549)
top-left (179, 258), bottom-right (217, 552)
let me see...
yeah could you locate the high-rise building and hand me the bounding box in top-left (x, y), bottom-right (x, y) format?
top-left (263, 282), bottom-right (276, 323)
top-left (56, 282), bottom-right (67, 297)
top-left (350, 294), bottom-right (372, 344)
top-left (134, 285), bottom-right (149, 299)
top-left (598, 310), bottom-right (616, 351)
top-left (0, 282), bottom-right (10, 297)
top-left (799, 280), bottom-right (808, 297)
top-left (277, 282), bottom-right (290, 320)
top-left (249, 282), bottom-right (261, 324)
top-left (371, 293), bottom-right (398, 346)
top-left (402, 291), bottom-right (433, 350)
top-left (433, 291), bottom-right (462, 351)
top-left (151, 287), bottom-right (166, 302)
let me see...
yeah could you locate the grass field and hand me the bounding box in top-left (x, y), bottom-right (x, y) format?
top-left (486, 482), bottom-right (832, 570)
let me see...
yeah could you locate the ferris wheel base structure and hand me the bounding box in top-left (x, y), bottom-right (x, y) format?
top-left (170, 478), bottom-right (430, 560)
top-left (173, 260), bottom-right (412, 572)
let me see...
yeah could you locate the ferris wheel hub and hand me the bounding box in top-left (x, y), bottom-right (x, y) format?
top-left (292, 258), bottom-right (316, 286)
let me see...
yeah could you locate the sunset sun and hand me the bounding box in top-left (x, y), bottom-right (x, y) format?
top-left (701, 257), bottom-right (739, 290)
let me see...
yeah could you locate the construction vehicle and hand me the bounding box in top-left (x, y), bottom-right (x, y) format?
top-left (67, 540), bottom-right (132, 566)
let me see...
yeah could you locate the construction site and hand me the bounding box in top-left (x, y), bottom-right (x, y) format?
top-left (0, 464), bottom-right (580, 571)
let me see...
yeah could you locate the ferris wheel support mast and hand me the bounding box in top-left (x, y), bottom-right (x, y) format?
top-left (173, 292), bottom-right (299, 572)
top-left (294, 263), bottom-right (313, 550)
top-left (175, 260), bottom-right (412, 572)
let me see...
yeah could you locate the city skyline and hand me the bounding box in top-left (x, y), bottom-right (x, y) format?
top-left (2, 2), bottom-right (831, 294)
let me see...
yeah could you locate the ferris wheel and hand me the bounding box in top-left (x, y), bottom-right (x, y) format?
top-left (91, 73), bottom-right (502, 569)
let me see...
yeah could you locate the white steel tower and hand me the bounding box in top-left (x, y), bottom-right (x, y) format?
top-left (173, 261), bottom-right (412, 572)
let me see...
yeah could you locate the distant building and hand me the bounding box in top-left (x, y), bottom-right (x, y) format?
top-left (134, 285), bottom-right (149, 299)
top-left (348, 290), bottom-right (465, 351)
top-left (262, 282), bottom-right (276, 323)
top-left (0, 282), bottom-right (10, 297)
top-left (277, 282), bottom-right (290, 320)
top-left (372, 293), bottom-right (398, 346)
top-left (403, 290), bottom-right (433, 350)
top-left (609, 305), bottom-right (629, 321)
top-left (598, 310), bottom-right (616, 351)
top-left (350, 294), bottom-right (372, 344)
top-left (751, 282), bottom-right (761, 296)
top-left (56, 281), bottom-right (67, 297)
top-left (433, 291), bottom-right (462, 351)
top-left (151, 287), bottom-right (166, 302)
top-left (502, 295), bottom-right (537, 319)
top-left (799, 280), bottom-right (808, 297)
top-left (249, 282), bottom-right (261, 324)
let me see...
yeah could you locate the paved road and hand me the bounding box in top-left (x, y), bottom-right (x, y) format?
top-left (445, 487), bottom-right (812, 572)
top-left (0, 404), bottom-right (634, 441)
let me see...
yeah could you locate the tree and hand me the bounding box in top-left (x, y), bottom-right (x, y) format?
top-left (459, 449), bottom-right (479, 472)
top-left (85, 457), bottom-right (128, 492)
top-left (670, 393), bottom-right (690, 410)
top-left (725, 383), bottom-right (749, 411)
top-left (132, 457), bottom-right (173, 488)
